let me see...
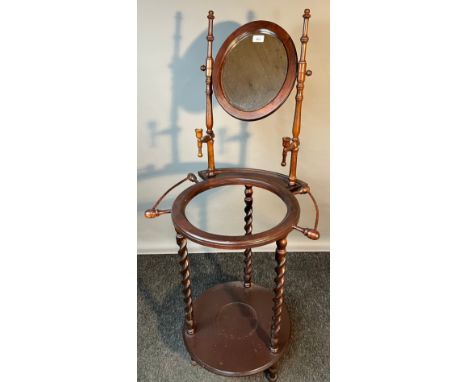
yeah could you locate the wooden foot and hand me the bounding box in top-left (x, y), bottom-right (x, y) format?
top-left (265, 363), bottom-right (278, 381)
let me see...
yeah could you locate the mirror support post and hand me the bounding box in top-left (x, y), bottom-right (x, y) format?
top-left (287, 9), bottom-right (311, 186)
top-left (204, 10), bottom-right (216, 177)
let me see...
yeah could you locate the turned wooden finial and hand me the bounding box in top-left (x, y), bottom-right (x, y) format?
top-left (292, 225), bottom-right (320, 240)
top-left (145, 209), bottom-right (158, 219)
top-left (304, 229), bottom-right (320, 240)
top-left (303, 8), bottom-right (311, 18)
top-left (145, 208), bottom-right (171, 218)
top-left (207, 10), bottom-right (215, 19)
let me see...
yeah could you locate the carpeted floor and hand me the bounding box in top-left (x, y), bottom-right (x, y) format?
top-left (137, 252), bottom-right (329, 382)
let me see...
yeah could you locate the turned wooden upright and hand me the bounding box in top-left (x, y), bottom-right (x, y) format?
top-left (196, 10), bottom-right (216, 177)
top-left (282, 8), bottom-right (312, 186)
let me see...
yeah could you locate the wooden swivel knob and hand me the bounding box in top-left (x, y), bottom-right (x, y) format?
top-left (306, 70), bottom-right (312, 76)
top-left (200, 65), bottom-right (206, 71)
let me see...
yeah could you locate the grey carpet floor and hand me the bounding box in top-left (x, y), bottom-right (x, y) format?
top-left (138, 252), bottom-right (329, 382)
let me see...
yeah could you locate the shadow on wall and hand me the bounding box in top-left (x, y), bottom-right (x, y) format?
top-left (138, 11), bottom-right (256, 231)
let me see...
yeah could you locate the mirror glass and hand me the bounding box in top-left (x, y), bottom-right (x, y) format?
top-left (221, 33), bottom-right (288, 112)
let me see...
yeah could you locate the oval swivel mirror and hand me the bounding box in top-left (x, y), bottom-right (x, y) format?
top-left (213, 21), bottom-right (297, 121)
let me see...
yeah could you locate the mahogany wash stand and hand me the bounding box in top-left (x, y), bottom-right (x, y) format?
top-left (145, 9), bottom-right (320, 381)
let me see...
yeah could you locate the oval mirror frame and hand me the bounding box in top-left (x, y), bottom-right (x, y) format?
top-left (213, 21), bottom-right (298, 121)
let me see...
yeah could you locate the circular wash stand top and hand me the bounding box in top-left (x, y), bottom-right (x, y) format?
top-left (171, 169), bottom-right (302, 250)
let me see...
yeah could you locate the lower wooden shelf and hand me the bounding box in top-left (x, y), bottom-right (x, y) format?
top-left (183, 281), bottom-right (291, 377)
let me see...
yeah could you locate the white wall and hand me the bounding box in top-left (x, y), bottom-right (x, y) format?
top-left (138, 0), bottom-right (329, 253)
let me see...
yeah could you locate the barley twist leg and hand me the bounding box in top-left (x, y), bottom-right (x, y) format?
top-left (270, 237), bottom-right (287, 353)
top-left (176, 232), bottom-right (194, 335)
top-left (243, 185), bottom-right (253, 287)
